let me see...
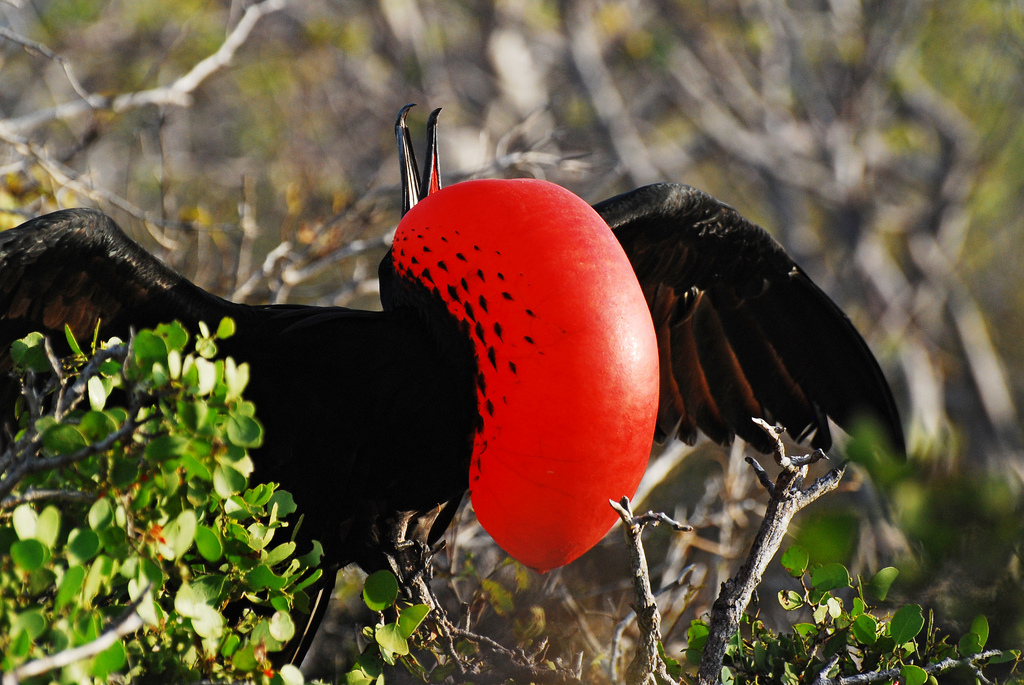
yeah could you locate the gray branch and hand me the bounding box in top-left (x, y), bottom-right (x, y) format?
top-left (812, 649), bottom-right (1006, 685)
top-left (696, 423), bottom-right (844, 685)
top-left (610, 496), bottom-right (690, 685)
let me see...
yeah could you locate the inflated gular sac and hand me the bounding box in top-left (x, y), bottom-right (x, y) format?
top-left (393, 179), bottom-right (660, 571)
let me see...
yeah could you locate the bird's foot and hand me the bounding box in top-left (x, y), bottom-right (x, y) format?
top-left (382, 539), bottom-right (445, 615)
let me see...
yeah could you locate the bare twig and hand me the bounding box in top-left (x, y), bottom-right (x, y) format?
top-left (811, 649), bottom-right (1006, 685)
top-left (0, 408), bottom-right (141, 501)
top-left (610, 496), bottom-right (690, 685)
top-left (0, 0), bottom-right (289, 135)
top-left (695, 422), bottom-right (844, 685)
top-left (1, 488), bottom-right (96, 510)
top-left (0, 26), bottom-right (92, 101)
top-left (0, 342), bottom-right (137, 501)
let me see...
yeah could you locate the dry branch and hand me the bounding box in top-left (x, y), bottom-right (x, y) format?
top-left (695, 422), bottom-right (845, 685)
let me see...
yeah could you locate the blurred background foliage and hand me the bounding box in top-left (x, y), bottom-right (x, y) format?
top-left (1, 0), bottom-right (1023, 680)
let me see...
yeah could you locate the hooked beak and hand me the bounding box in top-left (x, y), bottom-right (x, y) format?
top-left (396, 104), bottom-right (443, 215)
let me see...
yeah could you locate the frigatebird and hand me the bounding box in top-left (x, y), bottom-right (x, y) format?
top-left (0, 106), bottom-right (903, 664)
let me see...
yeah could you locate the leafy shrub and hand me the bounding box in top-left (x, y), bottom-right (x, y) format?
top-left (0, 321), bottom-right (321, 684)
top-left (682, 546), bottom-right (1022, 684)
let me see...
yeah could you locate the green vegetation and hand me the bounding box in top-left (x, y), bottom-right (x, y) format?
top-left (0, 322), bottom-right (320, 683)
top-left (681, 547), bottom-right (1021, 683)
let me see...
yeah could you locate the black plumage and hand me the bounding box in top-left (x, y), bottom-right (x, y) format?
top-left (0, 176), bottom-right (903, 664)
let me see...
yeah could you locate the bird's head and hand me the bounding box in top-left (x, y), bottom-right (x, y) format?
top-left (380, 106), bottom-right (660, 571)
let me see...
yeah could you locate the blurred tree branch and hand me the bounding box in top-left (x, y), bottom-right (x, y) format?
top-left (0, 0), bottom-right (288, 135)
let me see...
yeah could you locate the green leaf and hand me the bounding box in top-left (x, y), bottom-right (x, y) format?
top-left (195, 525), bottom-right (223, 561)
top-left (269, 490), bottom-right (298, 518)
top-left (970, 614), bottom-right (989, 648)
top-left (41, 423), bottom-right (87, 455)
top-left (132, 329), bottom-right (168, 363)
top-left (780, 545), bottom-right (809, 577)
top-left (171, 509), bottom-right (196, 560)
top-left (11, 607), bottom-right (47, 640)
top-left (778, 590), bottom-right (804, 610)
top-left (88, 370), bottom-right (109, 409)
top-left (247, 564), bottom-right (288, 591)
top-left (232, 644), bottom-right (257, 671)
top-left (83, 555), bottom-right (115, 603)
top-left (91, 640), bottom-right (127, 678)
top-left (399, 604), bottom-right (430, 639)
top-left (11, 539), bottom-right (46, 571)
top-left (68, 528), bottom-right (101, 564)
top-left (190, 605), bottom-right (225, 640)
top-left (851, 596), bottom-right (866, 617)
top-left (686, 620), bottom-right (709, 652)
top-left (296, 539), bottom-right (323, 568)
top-left (376, 621), bottom-right (410, 657)
top-left (216, 317), bottom-right (236, 339)
top-left (64, 324), bottom-right (85, 356)
top-left (852, 614), bottom-right (878, 645)
top-left (793, 623), bottom-right (818, 637)
top-left (264, 541), bottom-right (296, 567)
top-left (225, 358), bottom-right (250, 399)
top-left (36, 505), bottom-right (61, 547)
top-left (194, 357), bottom-right (218, 395)
top-left (12, 503), bottom-right (37, 539)
top-left (658, 642), bottom-right (683, 680)
top-left (88, 375), bottom-right (108, 410)
top-left (88, 499), bottom-right (113, 531)
top-left (989, 649), bottom-right (1020, 664)
top-left (175, 579), bottom-right (225, 640)
top-left (156, 321), bottom-right (189, 350)
top-left (214, 464), bottom-right (247, 498)
top-left (345, 669), bottom-right (377, 685)
top-left (79, 410), bottom-right (116, 441)
top-left (959, 631), bottom-right (983, 656)
top-left (810, 563), bottom-right (851, 592)
top-left (901, 664), bottom-right (927, 685)
top-left (363, 570), bottom-right (399, 611)
top-left (269, 611), bottom-right (296, 642)
top-left (110, 458), bottom-right (139, 488)
top-left (56, 565), bottom-right (87, 608)
top-left (867, 566), bottom-right (899, 601)
top-left (251, 617), bottom-right (284, 652)
top-left (227, 414), bottom-right (262, 448)
top-left (11, 332), bottom-right (52, 372)
top-left (277, 664), bottom-right (304, 685)
top-left (890, 604), bottom-right (925, 645)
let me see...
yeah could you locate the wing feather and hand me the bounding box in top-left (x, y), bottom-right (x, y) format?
top-left (595, 183), bottom-right (904, 454)
top-left (0, 208), bottom-right (240, 354)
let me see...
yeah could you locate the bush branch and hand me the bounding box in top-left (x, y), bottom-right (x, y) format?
top-left (610, 496), bottom-right (691, 685)
top-left (696, 422), bottom-right (844, 685)
top-left (813, 649), bottom-right (1006, 685)
top-left (0, 0), bottom-right (288, 135)
top-left (0, 586), bottom-right (150, 685)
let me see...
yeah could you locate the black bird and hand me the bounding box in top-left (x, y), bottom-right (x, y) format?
top-left (0, 108), bottom-right (903, 664)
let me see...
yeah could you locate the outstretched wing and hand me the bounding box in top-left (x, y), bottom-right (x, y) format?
top-left (0, 208), bottom-right (241, 362)
top-left (595, 183), bottom-right (903, 454)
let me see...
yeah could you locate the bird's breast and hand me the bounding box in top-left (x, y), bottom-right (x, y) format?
top-left (392, 179), bottom-right (659, 571)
